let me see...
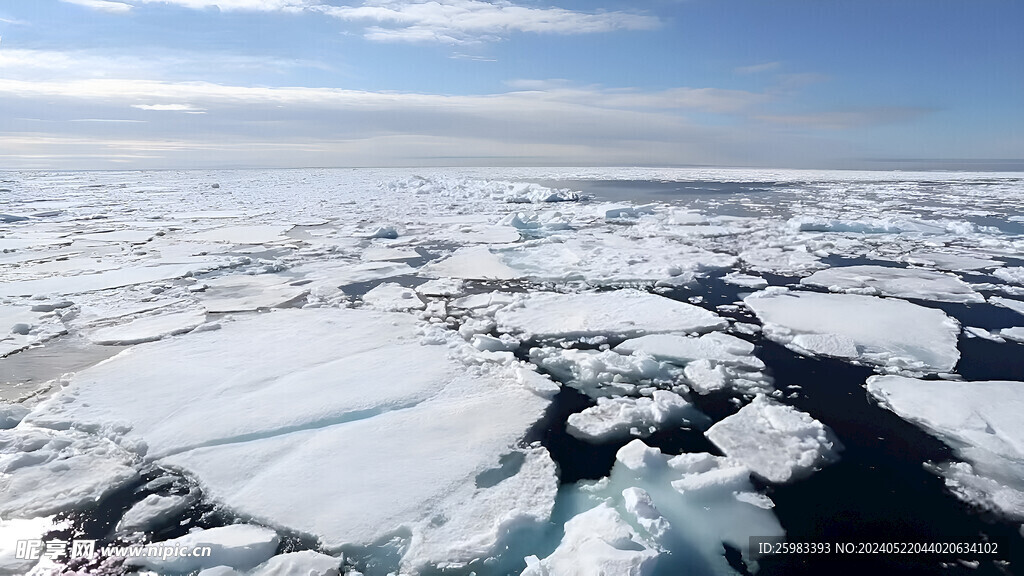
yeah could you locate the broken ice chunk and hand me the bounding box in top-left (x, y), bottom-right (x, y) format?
top-left (705, 395), bottom-right (842, 483)
top-left (117, 491), bottom-right (197, 533)
top-left (361, 282), bottom-right (426, 312)
top-left (566, 391), bottom-right (707, 442)
top-left (127, 525), bottom-right (280, 573)
top-left (521, 503), bottom-right (659, 576)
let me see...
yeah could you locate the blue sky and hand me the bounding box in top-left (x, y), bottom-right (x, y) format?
top-left (0, 0), bottom-right (1021, 169)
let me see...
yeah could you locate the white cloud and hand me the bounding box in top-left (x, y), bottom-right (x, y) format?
top-left (60, 0), bottom-right (134, 13)
top-left (757, 107), bottom-right (931, 130)
top-left (0, 75), bottom-right (844, 169)
top-left (318, 0), bottom-right (661, 44)
top-left (0, 48), bottom-right (333, 83)
top-left (133, 0), bottom-right (310, 10)
top-left (60, 0), bottom-right (312, 12)
top-left (132, 103), bottom-right (207, 113)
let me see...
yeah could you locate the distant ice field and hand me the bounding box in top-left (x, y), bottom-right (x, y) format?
top-left (1, 167), bottom-right (1023, 576)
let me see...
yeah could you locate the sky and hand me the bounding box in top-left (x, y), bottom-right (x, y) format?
top-left (0, 0), bottom-right (1021, 170)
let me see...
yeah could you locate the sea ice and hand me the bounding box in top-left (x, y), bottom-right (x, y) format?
top-left (117, 492), bottom-right (197, 533)
top-left (723, 272), bottom-right (769, 289)
top-left (0, 305), bottom-right (66, 357)
top-left (904, 251), bottom-right (1003, 272)
top-left (87, 310), bottom-right (207, 345)
top-left (128, 524), bottom-right (280, 573)
top-left (0, 263), bottom-right (205, 297)
top-left (22, 309), bottom-right (555, 571)
top-left (614, 333), bottom-right (762, 369)
top-left (993, 267), bottom-right (1024, 285)
top-left (0, 428), bottom-right (139, 519)
top-left (189, 225), bottom-right (292, 245)
top-left (360, 282), bottom-right (425, 312)
top-left (705, 395), bottom-right (842, 483)
top-left (496, 290), bottom-right (726, 339)
top-left (542, 440), bottom-right (783, 575)
top-left (200, 275), bottom-right (309, 313)
top-left (744, 289), bottom-right (960, 373)
top-left (420, 245), bottom-right (522, 280)
top-left (529, 348), bottom-right (676, 398)
top-left (0, 404), bottom-right (31, 429)
top-left (1001, 327), bottom-right (1024, 343)
top-left (991, 296), bottom-right (1024, 317)
top-left (566, 391), bottom-right (705, 442)
top-left (867, 376), bottom-right (1024, 519)
top-left (249, 550), bottom-right (341, 576)
top-left (800, 265), bottom-right (984, 303)
top-left (521, 503), bottom-right (659, 576)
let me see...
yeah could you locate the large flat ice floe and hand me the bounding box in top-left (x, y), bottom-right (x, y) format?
top-left (495, 290), bottom-right (726, 339)
top-left (705, 395), bottom-right (842, 483)
top-left (20, 309), bottom-right (556, 572)
top-left (744, 289), bottom-right (960, 373)
top-left (800, 265), bottom-right (984, 303)
top-left (867, 376), bottom-right (1024, 520)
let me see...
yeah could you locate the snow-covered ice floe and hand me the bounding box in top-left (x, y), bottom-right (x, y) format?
top-left (705, 394), bottom-right (842, 483)
top-left (800, 265), bottom-right (984, 303)
top-left (867, 376), bottom-right (1024, 520)
top-left (566, 390), bottom-right (707, 442)
top-left (18, 309), bottom-right (557, 572)
top-left (496, 290), bottom-right (726, 339)
top-left (744, 288), bottom-right (960, 374)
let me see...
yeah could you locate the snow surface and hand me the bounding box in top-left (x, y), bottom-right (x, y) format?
top-left (566, 390), bottom-right (706, 442)
top-left (744, 289), bottom-right (961, 373)
top-left (87, 309), bottom-right (207, 345)
top-left (705, 395), bottom-right (842, 483)
top-left (22, 308), bottom-right (555, 571)
top-left (128, 524), bottom-right (280, 573)
top-left (496, 290), bottom-right (726, 339)
top-left (800, 265), bottom-right (984, 303)
top-left (867, 376), bottom-right (1024, 519)
top-left (991, 296), bottom-right (1024, 317)
top-left (521, 503), bottom-right (659, 576)
top-left (117, 491), bottom-right (197, 533)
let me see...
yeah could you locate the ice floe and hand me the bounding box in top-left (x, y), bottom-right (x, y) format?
top-left (705, 394), bottom-right (842, 483)
top-left (521, 503), bottom-right (658, 576)
top-left (360, 282), bottom-right (425, 311)
top-left (116, 491), bottom-right (197, 533)
top-left (800, 265), bottom-right (984, 303)
top-left (128, 524), bottom-right (280, 573)
top-left (0, 428), bottom-right (139, 519)
top-left (200, 274), bottom-right (309, 313)
top-left (993, 267), bottom-right (1024, 285)
top-left (496, 290), bottom-right (726, 339)
top-left (538, 440), bottom-right (784, 575)
top-left (86, 309), bottom-right (207, 345)
top-left (745, 289), bottom-right (960, 373)
top-left (991, 296), bottom-right (1024, 317)
top-left (21, 308), bottom-right (555, 571)
top-left (867, 376), bottom-right (1024, 519)
top-left (566, 390), bottom-right (706, 442)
